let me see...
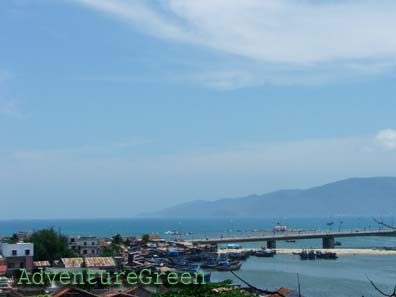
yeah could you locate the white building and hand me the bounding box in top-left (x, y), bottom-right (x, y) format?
top-left (0, 242), bottom-right (34, 275)
top-left (0, 242), bottom-right (34, 258)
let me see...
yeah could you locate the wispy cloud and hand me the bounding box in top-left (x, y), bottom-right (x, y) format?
top-left (376, 129), bottom-right (396, 150)
top-left (74, 0), bottom-right (396, 88)
top-left (11, 137), bottom-right (154, 161)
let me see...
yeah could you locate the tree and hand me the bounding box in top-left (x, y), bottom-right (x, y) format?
top-left (6, 233), bottom-right (19, 244)
top-left (141, 234), bottom-right (150, 244)
top-left (27, 228), bottom-right (74, 262)
top-left (112, 234), bottom-right (123, 245)
top-left (101, 243), bottom-right (121, 257)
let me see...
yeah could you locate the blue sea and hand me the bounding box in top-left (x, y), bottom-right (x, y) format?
top-left (1, 217), bottom-right (396, 297)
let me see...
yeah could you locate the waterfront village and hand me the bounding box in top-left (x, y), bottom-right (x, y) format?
top-left (0, 229), bottom-right (303, 297)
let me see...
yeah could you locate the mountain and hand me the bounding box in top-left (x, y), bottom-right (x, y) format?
top-left (140, 177), bottom-right (396, 218)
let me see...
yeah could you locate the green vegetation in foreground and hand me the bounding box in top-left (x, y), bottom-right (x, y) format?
top-left (154, 280), bottom-right (255, 297)
top-left (27, 228), bottom-right (75, 262)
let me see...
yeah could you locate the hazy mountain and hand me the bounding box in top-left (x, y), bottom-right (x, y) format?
top-left (140, 177), bottom-right (396, 218)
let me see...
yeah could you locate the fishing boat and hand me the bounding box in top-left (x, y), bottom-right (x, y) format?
top-left (298, 250), bottom-right (316, 260)
top-left (228, 251), bottom-right (250, 261)
top-left (315, 251), bottom-right (338, 260)
top-left (296, 250), bottom-right (337, 260)
top-left (200, 258), bottom-right (218, 269)
top-left (216, 260), bottom-right (242, 271)
top-left (254, 249), bottom-right (275, 257)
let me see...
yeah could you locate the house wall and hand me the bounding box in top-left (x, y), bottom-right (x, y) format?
top-left (0, 243), bottom-right (34, 276)
top-left (0, 242), bottom-right (34, 257)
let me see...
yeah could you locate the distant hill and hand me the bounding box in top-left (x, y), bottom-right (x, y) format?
top-left (140, 177), bottom-right (396, 218)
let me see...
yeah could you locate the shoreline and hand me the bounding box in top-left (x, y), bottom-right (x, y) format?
top-left (219, 247), bottom-right (396, 256)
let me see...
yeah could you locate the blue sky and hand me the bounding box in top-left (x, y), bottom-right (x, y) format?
top-left (1, 0), bottom-right (396, 219)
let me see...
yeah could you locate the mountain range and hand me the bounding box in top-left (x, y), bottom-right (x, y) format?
top-left (140, 177), bottom-right (396, 218)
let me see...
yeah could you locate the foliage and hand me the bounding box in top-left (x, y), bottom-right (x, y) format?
top-left (101, 243), bottom-right (121, 257)
top-left (80, 257), bottom-right (87, 268)
top-left (5, 233), bottom-right (19, 244)
top-left (153, 280), bottom-right (255, 297)
top-left (112, 234), bottom-right (123, 245)
top-left (27, 228), bottom-right (74, 262)
top-left (124, 238), bottom-right (131, 247)
top-left (141, 234), bottom-right (150, 244)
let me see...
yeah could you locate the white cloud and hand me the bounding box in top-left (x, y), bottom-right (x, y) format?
top-left (74, 0), bottom-right (396, 88)
top-left (376, 129), bottom-right (396, 150)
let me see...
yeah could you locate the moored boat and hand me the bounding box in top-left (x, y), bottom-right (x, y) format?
top-left (216, 260), bottom-right (242, 271)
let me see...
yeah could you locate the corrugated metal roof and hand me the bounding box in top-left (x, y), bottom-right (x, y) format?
top-left (33, 261), bottom-right (51, 267)
top-left (61, 257), bottom-right (115, 268)
top-left (61, 258), bottom-right (84, 268)
top-left (85, 257), bottom-right (115, 268)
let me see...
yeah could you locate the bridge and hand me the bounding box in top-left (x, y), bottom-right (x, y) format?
top-left (190, 229), bottom-right (396, 249)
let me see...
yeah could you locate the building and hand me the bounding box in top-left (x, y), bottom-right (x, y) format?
top-left (68, 236), bottom-right (99, 256)
top-left (14, 231), bottom-right (33, 241)
top-left (0, 255), bottom-right (7, 276)
top-left (0, 242), bottom-right (34, 276)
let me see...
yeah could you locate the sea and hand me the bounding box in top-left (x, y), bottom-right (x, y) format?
top-left (1, 217), bottom-right (396, 297)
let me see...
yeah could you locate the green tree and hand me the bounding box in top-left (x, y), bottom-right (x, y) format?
top-left (101, 243), bottom-right (121, 257)
top-left (141, 234), bottom-right (150, 244)
top-left (6, 233), bottom-right (19, 244)
top-left (112, 234), bottom-right (123, 245)
top-left (27, 228), bottom-right (74, 262)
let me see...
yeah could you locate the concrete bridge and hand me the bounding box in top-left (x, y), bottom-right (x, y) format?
top-left (190, 229), bottom-right (396, 249)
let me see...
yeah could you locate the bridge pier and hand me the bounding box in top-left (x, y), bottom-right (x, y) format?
top-left (322, 237), bottom-right (335, 249)
top-left (267, 240), bottom-right (276, 249)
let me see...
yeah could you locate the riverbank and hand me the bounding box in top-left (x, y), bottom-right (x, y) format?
top-left (219, 247), bottom-right (396, 255)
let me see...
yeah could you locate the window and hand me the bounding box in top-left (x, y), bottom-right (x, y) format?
top-left (25, 249), bottom-right (30, 256)
top-left (84, 242), bottom-right (87, 246)
top-left (91, 242), bottom-right (95, 246)
top-left (83, 249), bottom-right (87, 255)
top-left (12, 250), bottom-right (17, 256)
top-left (20, 262), bottom-right (24, 268)
top-left (8, 263), bottom-right (15, 269)
top-left (91, 249), bottom-right (95, 254)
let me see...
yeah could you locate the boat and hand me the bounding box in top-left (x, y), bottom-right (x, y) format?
top-left (228, 251), bottom-right (250, 261)
top-left (315, 251), bottom-right (338, 260)
top-left (165, 230), bottom-right (181, 235)
top-left (297, 250), bottom-right (338, 260)
top-left (216, 260), bottom-right (242, 271)
top-left (254, 249), bottom-right (275, 257)
top-left (200, 258), bottom-right (218, 269)
top-left (298, 250), bottom-right (316, 260)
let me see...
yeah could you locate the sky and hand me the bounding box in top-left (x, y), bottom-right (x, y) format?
top-left (1, 0), bottom-right (396, 219)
